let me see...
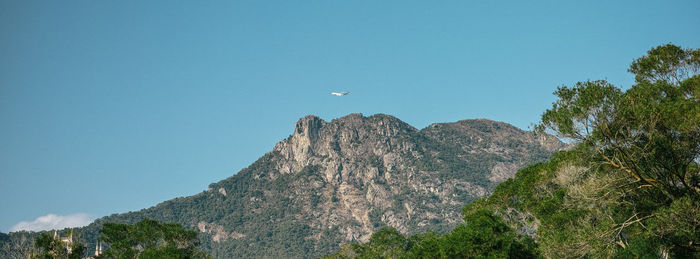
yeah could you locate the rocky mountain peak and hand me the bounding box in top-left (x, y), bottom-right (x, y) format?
top-left (273, 113), bottom-right (419, 182)
top-left (293, 115), bottom-right (326, 138)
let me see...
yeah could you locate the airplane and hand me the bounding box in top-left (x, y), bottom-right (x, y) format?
top-left (331, 92), bottom-right (349, 96)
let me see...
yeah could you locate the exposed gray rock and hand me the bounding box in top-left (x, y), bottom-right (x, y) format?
top-left (241, 114), bottom-right (565, 244)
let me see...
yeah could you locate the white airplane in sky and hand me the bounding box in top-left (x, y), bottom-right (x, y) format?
top-left (331, 92), bottom-right (350, 96)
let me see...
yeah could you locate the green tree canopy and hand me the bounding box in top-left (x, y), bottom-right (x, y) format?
top-left (536, 43), bottom-right (700, 256)
top-left (98, 219), bottom-right (210, 259)
top-left (31, 231), bottom-right (85, 259)
top-left (536, 44), bottom-right (700, 201)
top-left (439, 210), bottom-right (537, 258)
top-left (327, 210), bottom-right (537, 259)
top-left (349, 228), bottom-right (412, 259)
top-left (629, 43), bottom-right (700, 84)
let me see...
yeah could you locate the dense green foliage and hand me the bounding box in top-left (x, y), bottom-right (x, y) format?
top-left (324, 210), bottom-right (537, 258)
top-left (0, 231), bottom-right (33, 259)
top-left (439, 210), bottom-right (537, 258)
top-left (30, 232), bottom-right (86, 259)
top-left (537, 45), bottom-right (699, 202)
top-left (533, 43), bottom-right (699, 256)
top-left (98, 219), bottom-right (210, 259)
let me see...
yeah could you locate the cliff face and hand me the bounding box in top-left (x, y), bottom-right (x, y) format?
top-left (271, 114), bottom-right (417, 237)
top-left (1, 113), bottom-right (565, 258)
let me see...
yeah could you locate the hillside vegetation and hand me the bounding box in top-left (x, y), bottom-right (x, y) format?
top-left (327, 44), bottom-right (700, 258)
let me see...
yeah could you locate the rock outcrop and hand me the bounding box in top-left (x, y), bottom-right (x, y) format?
top-left (196, 113), bottom-right (563, 257)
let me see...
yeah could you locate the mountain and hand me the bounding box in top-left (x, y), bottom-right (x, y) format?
top-left (1, 113), bottom-right (564, 258)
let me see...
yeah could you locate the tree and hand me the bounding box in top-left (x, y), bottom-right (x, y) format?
top-left (31, 231), bottom-right (86, 259)
top-left (537, 44), bottom-right (699, 200)
top-left (333, 210), bottom-right (538, 258)
top-left (629, 43), bottom-right (700, 84)
top-left (406, 232), bottom-right (442, 258)
top-left (441, 210), bottom-right (537, 258)
top-left (350, 228), bottom-right (411, 259)
top-left (98, 219), bottom-right (210, 259)
top-left (536, 44), bottom-right (700, 256)
top-left (1, 232), bottom-right (33, 259)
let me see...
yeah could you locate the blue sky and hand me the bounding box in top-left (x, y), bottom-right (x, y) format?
top-left (1, 0), bottom-right (699, 232)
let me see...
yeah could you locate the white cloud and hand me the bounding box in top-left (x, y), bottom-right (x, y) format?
top-left (10, 213), bottom-right (94, 232)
